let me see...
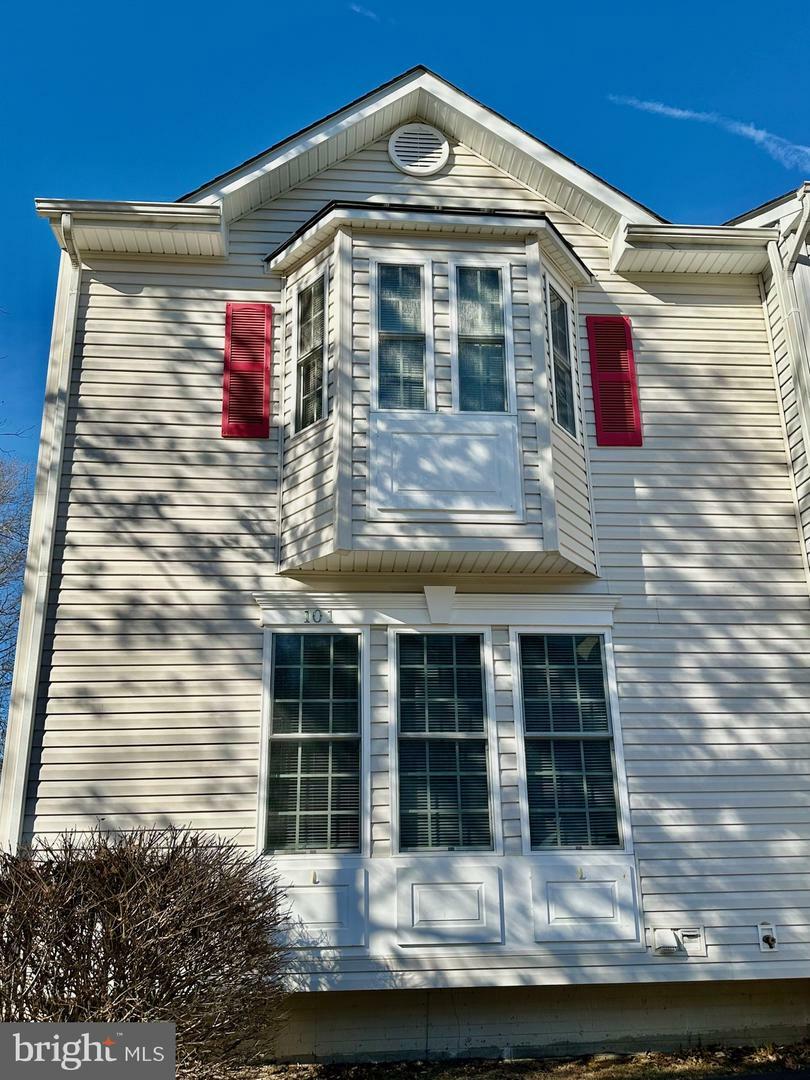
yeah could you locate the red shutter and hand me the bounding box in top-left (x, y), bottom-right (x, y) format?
top-left (222, 302), bottom-right (272, 438)
top-left (586, 315), bottom-right (642, 447)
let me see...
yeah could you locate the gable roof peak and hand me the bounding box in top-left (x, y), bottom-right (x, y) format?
top-left (180, 65), bottom-right (665, 234)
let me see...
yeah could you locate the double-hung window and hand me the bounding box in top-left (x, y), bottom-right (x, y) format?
top-left (296, 276), bottom-right (325, 431)
top-left (377, 264), bottom-right (426, 410)
top-left (457, 266), bottom-right (507, 412)
top-left (266, 633), bottom-right (360, 852)
top-left (548, 284), bottom-right (576, 437)
top-left (519, 634), bottom-right (620, 848)
top-left (397, 633), bottom-right (492, 851)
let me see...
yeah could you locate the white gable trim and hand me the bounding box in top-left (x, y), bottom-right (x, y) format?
top-left (181, 69), bottom-right (663, 235)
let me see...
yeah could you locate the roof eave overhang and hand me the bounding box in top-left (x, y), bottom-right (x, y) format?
top-left (35, 199), bottom-right (226, 260)
top-left (181, 68), bottom-right (663, 237)
top-left (610, 223), bottom-right (780, 276)
top-left (264, 204), bottom-right (592, 285)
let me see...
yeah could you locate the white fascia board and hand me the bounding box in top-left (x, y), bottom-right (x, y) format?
top-left (266, 207), bottom-right (591, 284)
top-left (35, 199), bottom-right (225, 257)
top-left (418, 74), bottom-right (661, 227)
top-left (611, 222), bottom-right (779, 274)
top-left (190, 79), bottom-right (423, 207)
top-left (184, 69), bottom-right (662, 230)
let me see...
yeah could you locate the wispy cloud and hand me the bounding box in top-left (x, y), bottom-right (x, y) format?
top-left (348, 2), bottom-right (379, 19)
top-left (609, 94), bottom-right (810, 171)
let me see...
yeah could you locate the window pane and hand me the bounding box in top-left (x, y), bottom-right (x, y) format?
top-left (399, 738), bottom-right (491, 851)
top-left (458, 267), bottom-right (504, 336)
top-left (520, 634), bottom-right (609, 734)
top-left (398, 634), bottom-right (485, 735)
top-left (296, 278), bottom-right (325, 431)
top-left (267, 634), bottom-right (360, 853)
top-left (379, 265), bottom-right (423, 334)
top-left (379, 337), bottom-right (426, 410)
top-left (549, 286), bottom-right (576, 435)
top-left (520, 633), bottom-right (620, 849)
top-left (378, 264), bottom-right (427, 411)
top-left (398, 634), bottom-right (492, 852)
top-left (459, 340), bottom-right (507, 411)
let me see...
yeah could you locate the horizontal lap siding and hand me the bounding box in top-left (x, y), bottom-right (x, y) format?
top-left (568, 227), bottom-right (810, 946)
top-left (25, 262), bottom-right (279, 845)
top-left (279, 252), bottom-right (336, 567)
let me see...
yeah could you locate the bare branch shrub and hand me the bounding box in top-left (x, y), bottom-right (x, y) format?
top-left (0, 828), bottom-right (288, 1072)
top-left (0, 455), bottom-right (31, 755)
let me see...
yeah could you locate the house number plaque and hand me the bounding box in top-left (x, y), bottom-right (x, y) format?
top-left (303, 608), bottom-right (332, 624)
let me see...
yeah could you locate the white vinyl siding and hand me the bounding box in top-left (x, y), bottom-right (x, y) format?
top-left (21, 128), bottom-right (810, 991)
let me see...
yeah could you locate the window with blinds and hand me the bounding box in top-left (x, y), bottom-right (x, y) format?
top-left (549, 285), bottom-right (576, 437)
top-left (457, 266), bottom-right (507, 412)
top-left (519, 634), bottom-right (621, 849)
top-left (296, 277), bottom-right (325, 431)
top-left (397, 633), bottom-right (493, 851)
top-left (266, 633), bottom-right (360, 852)
top-left (378, 264), bottom-right (427, 410)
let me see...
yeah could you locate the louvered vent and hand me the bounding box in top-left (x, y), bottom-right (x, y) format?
top-left (388, 124), bottom-right (450, 176)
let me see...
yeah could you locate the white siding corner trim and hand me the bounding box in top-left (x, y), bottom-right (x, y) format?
top-left (0, 253), bottom-right (81, 852)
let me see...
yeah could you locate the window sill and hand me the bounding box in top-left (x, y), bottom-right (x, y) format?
top-left (551, 418), bottom-right (583, 451)
top-left (287, 414), bottom-right (331, 447)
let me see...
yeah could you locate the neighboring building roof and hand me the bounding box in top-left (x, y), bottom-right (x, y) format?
top-left (725, 183), bottom-right (808, 227)
top-left (177, 65), bottom-right (666, 235)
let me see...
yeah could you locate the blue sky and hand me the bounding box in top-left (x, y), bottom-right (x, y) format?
top-left (3, 0), bottom-right (809, 461)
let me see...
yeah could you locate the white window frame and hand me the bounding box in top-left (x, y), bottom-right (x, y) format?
top-left (387, 624), bottom-right (504, 857)
top-left (545, 267), bottom-right (580, 443)
top-left (256, 624), bottom-right (372, 861)
top-left (448, 254), bottom-right (517, 415)
top-left (369, 255), bottom-right (436, 413)
top-left (290, 259), bottom-right (330, 435)
top-left (509, 625), bottom-right (633, 857)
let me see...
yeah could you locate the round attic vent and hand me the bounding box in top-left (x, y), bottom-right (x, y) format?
top-left (388, 124), bottom-right (450, 176)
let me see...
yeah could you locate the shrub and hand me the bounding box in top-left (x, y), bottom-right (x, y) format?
top-left (0, 827), bottom-right (287, 1071)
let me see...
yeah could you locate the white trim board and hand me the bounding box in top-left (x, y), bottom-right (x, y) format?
top-left (0, 254), bottom-right (81, 851)
top-left (253, 591), bottom-right (620, 629)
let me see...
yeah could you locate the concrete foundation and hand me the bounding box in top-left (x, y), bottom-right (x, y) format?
top-left (274, 980), bottom-right (810, 1062)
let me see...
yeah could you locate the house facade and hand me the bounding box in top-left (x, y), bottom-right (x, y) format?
top-left (3, 68), bottom-right (810, 1058)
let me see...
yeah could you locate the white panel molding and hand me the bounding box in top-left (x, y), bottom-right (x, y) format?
top-left (529, 854), bottom-right (641, 945)
top-left (0, 254), bottom-right (81, 851)
top-left (281, 868), bottom-right (369, 948)
top-left (396, 865), bottom-right (504, 945)
top-left (368, 412), bottom-right (524, 521)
